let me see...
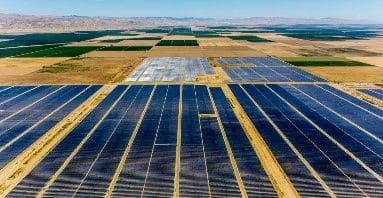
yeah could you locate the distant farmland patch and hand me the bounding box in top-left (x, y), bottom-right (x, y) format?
top-left (169, 27), bottom-right (193, 35)
top-left (156, 40), bottom-right (199, 46)
top-left (283, 56), bottom-right (372, 66)
top-left (125, 37), bottom-right (162, 40)
top-left (98, 46), bottom-right (152, 51)
top-left (99, 39), bottom-right (127, 43)
top-left (0, 44), bottom-right (63, 58)
top-left (17, 46), bottom-right (101, 57)
top-left (227, 35), bottom-right (272, 42)
top-left (0, 30), bottom-right (124, 48)
top-left (135, 28), bottom-right (171, 33)
top-left (193, 31), bottom-right (222, 38)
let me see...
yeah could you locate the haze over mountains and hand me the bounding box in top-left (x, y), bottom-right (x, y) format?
top-left (0, 13), bottom-right (378, 33)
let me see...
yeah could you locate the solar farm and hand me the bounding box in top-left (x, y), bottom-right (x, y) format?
top-left (0, 26), bottom-right (383, 198)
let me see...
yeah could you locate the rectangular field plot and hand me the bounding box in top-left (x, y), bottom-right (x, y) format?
top-left (156, 40), bottom-right (199, 46)
top-left (227, 35), bottom-right (272, 42)
top-left (230, 84), bottom-right (383, 197)
top-left (8, 84), bottom-right (277, 197)
top-left (219, 57), bottom-right (325, 82)
top-left (282, 57), bottom-right (372, 67)
top-left (0, 85), bottom-right (101, 170)
top-left (358, 88), bottom-right (383, 100)
top-left (169, 27), bottom-right (193, 35)
top-left (0, 44), bottom-right (63, 58)
top-left (98, 46), bottom-right (152, 51)
top-left (125, 57), bottom-right (215, 82)
top-left (17, 46), bottom-right (102, 57)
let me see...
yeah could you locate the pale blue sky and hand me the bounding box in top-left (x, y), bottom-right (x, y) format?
top-left (0, 0), bottom-right (382, 22)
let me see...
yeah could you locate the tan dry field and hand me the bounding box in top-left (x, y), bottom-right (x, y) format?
top-left (147, 46), bottom-right (262, 57)
top-left (197, 37), bottom-right (242, 47)
top-left (302, 66), bottom-right (383, 83)
top-left (0, 57), bottom-right (142, 84)
top-left (162, 35), bottom-right (196, 40)
top-left (242, 41), bottom-right (301, 57)
top-left (347, 56), bottom-right (383, 67)
top-left (255, 33), bottom-right (332, 47)
top-left (320, 37), bottom-right (383, 54)
top-left (0, 58), bottom-right (69, 75)
top-left (68, 40), bottom-right (159, 47)
top-left (65, 41), bottom-right (111, 47)
top-left (115, 40), bottom-right (159, 46)
top-left (82, 51), bottom-right (147, 58)
top-left (91, 35), bottom-right (142, 41)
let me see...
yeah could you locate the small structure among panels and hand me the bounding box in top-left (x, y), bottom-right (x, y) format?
top-left (218, 57), bottom-right (326, 82)
top-left (125, 57), bottom-right (215, 82)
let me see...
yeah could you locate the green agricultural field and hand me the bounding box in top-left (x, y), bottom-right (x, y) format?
top-left (193, 30), bottom-right (222, 37)
top-left (227, 35), bottom-right (272, 42)
top-left (156, 40), bottom-right (199, 46)
top-left (99, 39), bottom-right (126, 43)
top-left (0, 44), bottom-right (63, 58)
top-left (282, 56), bottom-right (372, 66)
top-left (135, 28), bottom-right (171, 33)
top-left (17, 46), bottom-right (101, 57)
top-left (98, 46), bottom-right (152, 51)
top-left (0, 30), bottom-right (124, 48)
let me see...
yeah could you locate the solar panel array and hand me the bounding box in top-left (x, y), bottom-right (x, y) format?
top-left (3, 55), bottom-right (383, 197)
top-left (8, 85), bottom-right (278, 197)
top-left (218, 57), bottom-right (325, 82)
top-left (125, 57), bottom-right (215, 82)
top-left (0, 85), bottom-right (100, 169)
top-left (230, 83), bottom-right (383, 197)
top-left (358, 88), bottom-right (383, 100)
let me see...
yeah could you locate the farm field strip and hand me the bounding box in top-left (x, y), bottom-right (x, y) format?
top-left (17, 46), bottom-right (103, 57)
top-left (125, 57), bottom-right (215, 82)
top-left (230, 83), bottom-right (383, 197)
top-left (0, 85), bottom-right (101, 169)
top-left (358, 88), bottom-right (383, 100)
top-left (98, 46), bottom-right (153, 51)
top-left (0, 44), bottom-right (64, 58)
top-left (156, 40), bottom-right (199, 46)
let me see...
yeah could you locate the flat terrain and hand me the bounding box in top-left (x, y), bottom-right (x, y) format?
top-left (302, 66), bottom-right (383, 83)
top-left (282, 56), bottom-right (372, 66)
top-left (17, 46), bottom-right (102, 57)
top-left (0, 57), bottom-right (142, 84)
top-left (1, 26), bottom-right (383, 197)
top-left (0, 58), bottom-right (69, 75)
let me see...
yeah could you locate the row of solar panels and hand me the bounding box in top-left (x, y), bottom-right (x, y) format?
top-left (3, 84), bottom-right (382, 197)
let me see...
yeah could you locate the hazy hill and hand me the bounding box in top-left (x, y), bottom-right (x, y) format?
top-left (0, 13), bottom-right (377, 33)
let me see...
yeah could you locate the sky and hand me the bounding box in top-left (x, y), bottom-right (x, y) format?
top-left (0, 0), bottom-right (382, 22)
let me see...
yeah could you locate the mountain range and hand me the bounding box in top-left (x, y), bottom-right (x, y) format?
top-left (0, 13), bottom-right (377, 33)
